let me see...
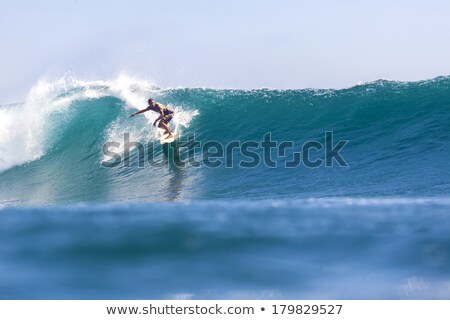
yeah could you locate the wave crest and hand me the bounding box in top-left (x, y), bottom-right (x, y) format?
top-left (0, 75), bottom-right (198, 172)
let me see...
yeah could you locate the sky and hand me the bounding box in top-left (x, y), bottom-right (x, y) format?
top-left (1, 0), bottom-right (450, 103)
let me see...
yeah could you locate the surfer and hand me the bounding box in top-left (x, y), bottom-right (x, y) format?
top-left (130, 99), bottom-right (175, 138)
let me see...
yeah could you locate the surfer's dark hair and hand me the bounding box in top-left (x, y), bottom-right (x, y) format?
top-left (148, 98), bottom-right (154, 104)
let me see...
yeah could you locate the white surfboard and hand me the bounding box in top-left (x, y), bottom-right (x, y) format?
top-left (160, 132), bottom-right (177, 144)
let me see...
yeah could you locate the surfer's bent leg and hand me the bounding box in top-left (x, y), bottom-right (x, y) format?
top-left (159, 123), bottom-right (171, 135)
top-left (158, 116), bottom-right (173, 136)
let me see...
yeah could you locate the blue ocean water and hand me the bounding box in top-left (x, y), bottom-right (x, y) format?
top-left (0, 76), bottom-right (449, 299)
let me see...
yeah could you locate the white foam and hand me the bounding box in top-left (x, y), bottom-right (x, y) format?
top-left (0, 78), bottom-right (76, 172)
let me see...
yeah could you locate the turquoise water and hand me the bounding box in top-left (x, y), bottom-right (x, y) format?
top-left (0, 76), bottom-right (449, 298)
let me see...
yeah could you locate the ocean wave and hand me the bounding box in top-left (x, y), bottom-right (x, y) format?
top-left (1, 198), bottom-right (450, 298)
top-left (0, 75), bottom-right (449, 203)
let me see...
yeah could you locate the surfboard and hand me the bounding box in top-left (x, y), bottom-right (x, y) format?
top-left (159, 123), bottom-right (179, 144)
top-left (160, 133), bottom-right (176, 144)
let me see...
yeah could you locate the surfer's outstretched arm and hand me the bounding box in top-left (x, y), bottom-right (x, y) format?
top-left (130, 107), bottom-right (150, 117)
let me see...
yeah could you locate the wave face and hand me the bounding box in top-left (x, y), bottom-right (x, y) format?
top-left (1, 76), bottom-right (449, 204)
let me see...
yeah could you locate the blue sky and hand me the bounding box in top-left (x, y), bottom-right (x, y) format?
top-left (1, 0), bottom-right (450, 102)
